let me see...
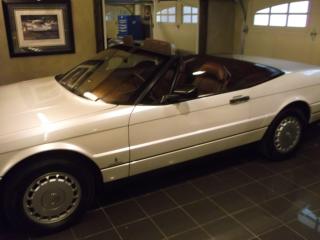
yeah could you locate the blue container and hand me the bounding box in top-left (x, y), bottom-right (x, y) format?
top-left (118, 15), bottom-right (144, 40)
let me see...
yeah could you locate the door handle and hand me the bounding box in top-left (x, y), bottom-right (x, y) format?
top-left (230, 95), bottom-right (250, 105)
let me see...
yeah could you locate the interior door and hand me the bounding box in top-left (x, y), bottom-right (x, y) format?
top-left (128, 59), bottom-right (254, 175)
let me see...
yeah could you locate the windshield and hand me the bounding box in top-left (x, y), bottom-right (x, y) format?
top-left (56, 45), bottom-right (169, 104)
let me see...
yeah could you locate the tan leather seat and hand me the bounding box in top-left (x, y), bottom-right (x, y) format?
top-left (142, 39), bottom-right (174, 55)
top-left (193, 63), bottom-right (231, 95)
top-left (123, 35), bottom-right (134, 46)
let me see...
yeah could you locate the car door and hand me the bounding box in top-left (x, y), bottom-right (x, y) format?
top-left (128, 57), bottom-right (256, 176)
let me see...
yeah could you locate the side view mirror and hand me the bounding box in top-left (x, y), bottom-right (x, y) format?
top-left (161, 85), bottom-right (198, 104)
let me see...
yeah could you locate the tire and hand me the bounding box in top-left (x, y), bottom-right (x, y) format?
top-left (260, 108), bottom-right (307, 161)
top-left (1, 156), bottom-right (95, 233)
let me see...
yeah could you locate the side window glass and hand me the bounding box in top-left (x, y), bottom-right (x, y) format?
top-left (175, 60), bottom-right (231, 96)
top-left (143, 66), bottom-right (176, 105)
top-left (142, 58), bottom-right (232, 105)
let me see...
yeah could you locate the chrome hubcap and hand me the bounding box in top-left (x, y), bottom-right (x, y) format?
top-left (23, 172), bottom-right (81, 224)
top-left (274, 116), bottom-right (302, 154)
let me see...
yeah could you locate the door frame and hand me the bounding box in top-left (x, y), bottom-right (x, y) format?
top-left (94, 0), bottom-right (108, 52)
top-left (198, 0), bottom-right (208, 55)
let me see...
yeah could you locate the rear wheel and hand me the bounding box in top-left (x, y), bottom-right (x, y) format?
top-left (1, 156), bottom-right (95, 233)
top-left (260, 108), bottom-right (307, 161)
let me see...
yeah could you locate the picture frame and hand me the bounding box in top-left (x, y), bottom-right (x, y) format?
top-left (2, 0), bottom-right (75, 57)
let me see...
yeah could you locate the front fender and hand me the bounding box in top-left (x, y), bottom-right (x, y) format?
top-left (0, 142), bottom-right (93, 178)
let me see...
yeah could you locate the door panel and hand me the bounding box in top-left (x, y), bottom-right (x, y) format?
top-left (129, 88), bottom-right (252, 162)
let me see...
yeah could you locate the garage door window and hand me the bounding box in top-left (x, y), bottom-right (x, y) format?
top-left (253, 1), bottom-right (309, 28)
top-left (183, 6), bottom-right (198, 24)
top-left (156, 7), bottom-right (176, 23)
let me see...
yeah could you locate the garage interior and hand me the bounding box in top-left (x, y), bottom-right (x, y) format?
top-left (0, 0), bottom-right (320, 239)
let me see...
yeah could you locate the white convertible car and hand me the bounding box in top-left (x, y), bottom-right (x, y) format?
top-left (1, 45), bottom-right (320, 232)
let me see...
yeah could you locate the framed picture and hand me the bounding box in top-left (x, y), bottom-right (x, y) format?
top-left (2, 0), bottom-right (75, 57)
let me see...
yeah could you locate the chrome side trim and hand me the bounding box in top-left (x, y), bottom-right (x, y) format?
top-left (101, 163), bottom-right (129, 182)
top-left (93, 147), bottom-right (130, 158)
top-left (131, 116), bottom-right (265, 148)
top-left (311, 112), bottom-right (320, 123)
top-left (310, 102), bottom-right (320, 114)
top-left (130, 128), bottom-right (267, 177)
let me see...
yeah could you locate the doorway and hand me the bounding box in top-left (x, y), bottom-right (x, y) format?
top-left (102, 0), bottom-right (200, 54)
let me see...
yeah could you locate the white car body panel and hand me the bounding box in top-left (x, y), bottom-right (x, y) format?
top-left (249, 71), bottom-right (320, 125)
top-left (228, 55), bottom-right (319, 73)
top-left (0, 56), bottom-right (320, 183)
top-left (129, 88), bottom-right (252, 161)
top-left (130, 128), bottom-right (266, 176)
top-left (0, 77), bottom-right (134, 180)
top-left (0, 77), bottom-right (115, 136)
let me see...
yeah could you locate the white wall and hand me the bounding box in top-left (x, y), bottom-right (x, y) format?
top-left (153, 0), bottom-right (199, 53)
top-left (206, 0), bottom-right (235, 55)
top-left (235, 0), bottom-right (320, 65)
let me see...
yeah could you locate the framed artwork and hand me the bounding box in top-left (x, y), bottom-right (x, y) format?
top-left (2, 0), bottom-right (75, 57)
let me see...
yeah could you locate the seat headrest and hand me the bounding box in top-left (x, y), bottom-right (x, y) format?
top-left (142, 39), bottom-right (175, 55)
top-left (199, 63), bottom-right (231, 82)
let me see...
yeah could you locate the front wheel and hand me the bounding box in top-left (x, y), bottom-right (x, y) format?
top-left (1, 157), bottom-right (95, 233)
top-left (260, 108), bottom-right (307, 161)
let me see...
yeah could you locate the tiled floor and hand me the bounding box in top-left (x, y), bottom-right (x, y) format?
top-left (1, 123), bottom-right (320, 240)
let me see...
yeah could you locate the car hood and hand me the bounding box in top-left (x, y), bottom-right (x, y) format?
top-left (0, 77), bottom-right (116, 137)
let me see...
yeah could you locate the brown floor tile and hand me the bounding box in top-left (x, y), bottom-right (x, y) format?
top-left (212, 190), bottom-right (253, 214)
top-left (168, 228), bottom-right (211, 240)
top-left (104, 200), bottom-right (146, 226)
top-left (165, 183), bottom-right (204, 205)
top-left (30, 230), bottom-right (74, 240)
top-left (299, 162), bottom-right (320, 178)
top-left (259, 175), bottom-right (299, 195)
top-left (85, 229), bottom-right (121, 240)
top-left (289, 218), bottom-right (320, 240)
top-left (0, 218), bottom-right (28, 240)
top-left (261, 156), bottom-right (305, 173)
top-left (2, 233), bottom-right (30, 240)
top-left (233, 206), bottom-right (281, 235)
top-left (136, 191), bottom-right (177, 215)
top-left (303, 144), bottom-right (320, 161)
top-left (203, 216), bottom-right (254, 240)
top-left (152, 209), bottom-right (196, 237)
top-left (117, 219), bottom-right (164, 240)
top-left (259, 226), bottom-right (304, 240)
top-left (260, 197), bottom-right (301, 223)
top-left (307, 182), bottom-right (320, 196)
top-left (284, 189), bottom-right (320, 210)
top-left (215, 169), bottom-right (254, 188)
top-left (72, 209), bottom-right (112, 239)
top-left (237, 163), bottom-right (275, 180)
top-left (281, 166), bottom-right (319, 186)
top-left (191, 174), bottom-right (233, 196)
top-left (237, 182), bottom-right (277, 204)
top-left (183, 199), bottom-right (226, 224)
